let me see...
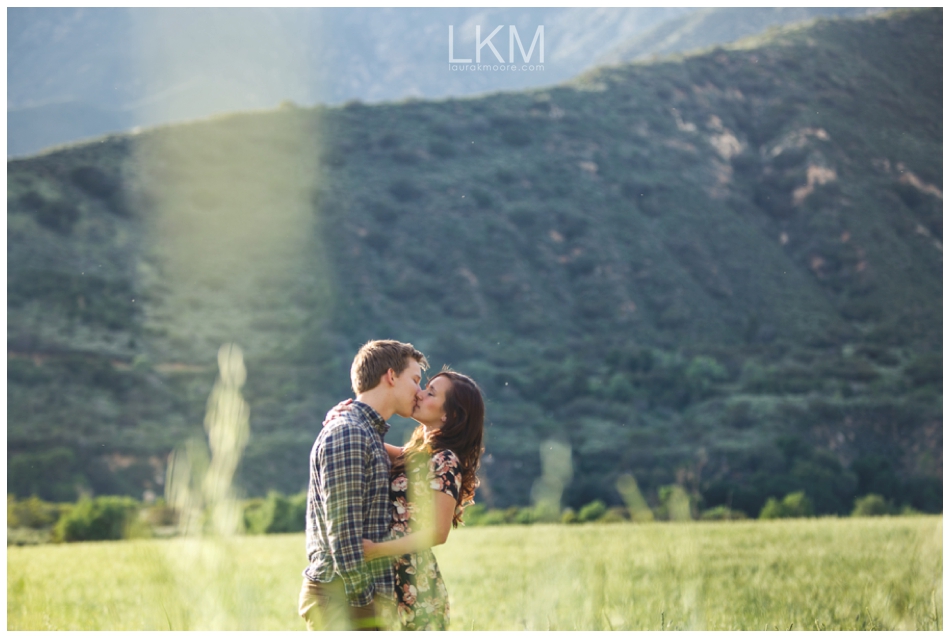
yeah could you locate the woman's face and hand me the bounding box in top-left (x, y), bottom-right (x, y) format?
top-left (412, 375), bottom-right (452, 429)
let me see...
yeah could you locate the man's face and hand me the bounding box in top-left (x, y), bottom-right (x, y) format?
top-left (392, 359), bottom-right (423, 418)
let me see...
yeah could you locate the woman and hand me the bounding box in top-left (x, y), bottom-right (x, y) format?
top-left (364, 369), bottom-right (485, 630)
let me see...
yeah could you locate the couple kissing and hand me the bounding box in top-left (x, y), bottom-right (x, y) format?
top-left (299, 339), bottom-right (485, 631)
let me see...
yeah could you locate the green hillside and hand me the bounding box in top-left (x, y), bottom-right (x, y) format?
top-left (7, 9), bottom-right (942, 515)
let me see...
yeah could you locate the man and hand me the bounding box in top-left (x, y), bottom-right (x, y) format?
top-left (299, 339), bottom-right (428, 631)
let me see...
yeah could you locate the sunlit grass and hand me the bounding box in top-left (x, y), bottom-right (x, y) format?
top-left (7, 516), bottom-right (941, 630)
top-left (439, 516), bottom-right (942, 630)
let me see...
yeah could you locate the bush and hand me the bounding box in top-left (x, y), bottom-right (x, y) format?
top-left (267, 491), bottom-right (307, 533)
top-left (600, 506), bottom-right (628, 523)
top-left (54, 496), bottom-right (141, 542)
top-left (503, 507), bottom-right (522, 524)
top-left (514, 508), bottom-right (537, 525)
top-left (851, 494), bottom-right (891, 517)
top-left (685, 356), bottom-right (728, 400)
top-left (528, 503), bottom-right (562, 524)
top-left (480, 509), bottom-right (508, 526)
top-left (759, 498), bottom-right (784, 519)
top-left (654, 485), bottom-right (697, 521)
top-left (701, 505), bottom-right (748, 521)
top-left (243, 498), bottom-right (273, 535)
top-left (141, 498), bottom-right (178, 527)
top-left (461, 504), bottom-right (508, 526)
top-left (578, 499), bottom-right (607, 523)
top-left (461, 503), bottom-right (487, 526)
top-left (242, 491), bottom-right (307, 534)
top-left (759, 491), bottom-right (814, 519)
top-left (560, 508), bottom-right (578, 524)
top-left (7, 526), bottom-right (52, 546)
top-left (7, 495), bottom-right (64, 529)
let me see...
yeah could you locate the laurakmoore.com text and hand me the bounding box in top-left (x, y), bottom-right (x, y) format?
top-left (449, 63), bottom-right (545, 72)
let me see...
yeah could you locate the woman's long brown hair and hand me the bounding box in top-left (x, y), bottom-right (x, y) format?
top-left (393, 369), bottom-right (485, 527)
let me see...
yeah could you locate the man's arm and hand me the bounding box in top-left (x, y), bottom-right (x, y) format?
top-left (318, 422), bottom-right (374, 606)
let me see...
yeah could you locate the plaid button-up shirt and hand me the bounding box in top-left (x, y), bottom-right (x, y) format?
top-left (303, 400), bottom-right (394, 606)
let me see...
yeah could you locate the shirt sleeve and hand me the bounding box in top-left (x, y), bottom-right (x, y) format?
top-left (428, 449), bottom-right (462, 502)
top-left (317, 421), bottom-right (373, 606)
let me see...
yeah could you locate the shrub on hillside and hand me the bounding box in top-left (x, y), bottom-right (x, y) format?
top-left (759, 491), bottom-right (814, 519)
top-left (700, 505), bottom-right (748, 521)
top-left (7, 495), bottom-right (64, 529)
top-left (851, 494), bottom-right (891, 517)
top-left (141, 498), bottom-right (178, 527)
top-left (600, 506), bottom-right (628, 523)
top-left (460, 503), bottom-right (508, 526)
top-left (685, 356), bottom-right (728, 400)
top-left (480, 509), bottom-right (508, 526)
top-left (243, 491), bottom-right (307, 534)
top-left (578, 499), bottom-right (607, 523)
top-left (514, 508), bottom-right (537, 525)
top-left (272, 491), bottom-right (308, 533)
top-left (461, 503), bottom-right (487, 525)
top-left (7, 526), bottom-right (53, 546)
top-left (243, 497), bottom-right (273, 535)
top-left (654, 485), bottom-right (697, 521)
top-left (54, 496), bottom-right (140, 542)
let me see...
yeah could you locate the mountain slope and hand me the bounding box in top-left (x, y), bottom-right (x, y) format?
top-left (598, 7), bottom-right (881, 64)
top-left (7, 9), bottom-right (942, 513)
top-left (10, 8), bottom-right (880, 158)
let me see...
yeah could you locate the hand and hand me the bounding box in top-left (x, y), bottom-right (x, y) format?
top-left (362, 538), bottom-right (378, 562)
top-left (323, 398), bottom-right (354, 427)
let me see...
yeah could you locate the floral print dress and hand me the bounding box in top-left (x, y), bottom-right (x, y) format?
top-left (389, 448), bottom-right (461, 631)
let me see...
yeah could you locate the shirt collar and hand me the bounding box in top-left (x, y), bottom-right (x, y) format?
top-left (351, 400), bottom-right (391, 437)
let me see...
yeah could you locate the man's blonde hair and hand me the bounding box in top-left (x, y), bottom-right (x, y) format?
top-left (350, 340), bottom-right (429, 394)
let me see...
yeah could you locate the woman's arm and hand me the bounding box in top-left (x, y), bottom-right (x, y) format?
top-left (364, 491), bottom-right (456, 561)
top-left (384, 443), bottom-right (403, 463)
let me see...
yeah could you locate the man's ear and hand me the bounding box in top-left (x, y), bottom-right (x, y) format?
top-left (385, 368), bottom-right (397, 386)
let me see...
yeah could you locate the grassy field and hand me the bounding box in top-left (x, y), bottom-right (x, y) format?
top-left (7, 516), bottom-right (942, 630)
